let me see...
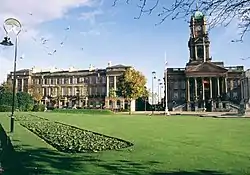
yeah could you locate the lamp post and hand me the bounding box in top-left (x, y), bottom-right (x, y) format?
top-left (157, 79), bottom-right (161, 111)
top-left (164, 60), bottom-right (170, 116)
top-left (0, 18), bottom-right (22, 133)
top-left (159, 82), bottom-right (163, 109)
top-left (151, 71), bottom-right (156, 115)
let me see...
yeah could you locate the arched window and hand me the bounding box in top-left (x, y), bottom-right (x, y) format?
top-left (197, 45), bottom-right (204, 58)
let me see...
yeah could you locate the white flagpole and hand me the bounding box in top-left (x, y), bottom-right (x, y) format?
top-left (164, 52), bottom-right (170, 116)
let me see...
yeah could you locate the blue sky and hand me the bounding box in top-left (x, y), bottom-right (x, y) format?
top-left (0, 0), bottom-right (250, 88)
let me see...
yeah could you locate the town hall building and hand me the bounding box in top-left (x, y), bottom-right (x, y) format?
top-left (165, 10), bottom-right (245, 112)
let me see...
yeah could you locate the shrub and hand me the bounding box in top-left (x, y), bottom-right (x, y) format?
top-left (33, 104), bottom-right (46, 112)
top-left (25, 103), bottom-right (34, 112)
top-left (0, 105), bottom-right (12, 112)
top-left (39, 104), bottom-right (46, 111)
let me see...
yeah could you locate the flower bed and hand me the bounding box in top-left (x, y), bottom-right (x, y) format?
top-left (52, 108), bottom-right (113, 115)
top-left (18, 115), bottom-right (133, 153)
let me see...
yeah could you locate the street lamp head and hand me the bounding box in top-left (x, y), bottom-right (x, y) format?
top-left (3, 18), bottom-right (22, 36)
top-left (152, 71), bottom-right (156, 75)
top-left (0, 36), bottom-right (14, 46)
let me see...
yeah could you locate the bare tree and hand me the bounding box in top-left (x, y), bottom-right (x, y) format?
top-left (113, 0), bottom-right (250, 42)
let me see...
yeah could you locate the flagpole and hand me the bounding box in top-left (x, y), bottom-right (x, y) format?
top-left (164, 52), bottom-right (170, 116)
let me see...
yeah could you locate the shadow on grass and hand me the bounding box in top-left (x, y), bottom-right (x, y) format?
top-left (1, 126), bottom-right (231, 175)
top-left (0, 125), bottom-right (27, 175)
top-left (151, 171), bottom-right (230, 175)
top-left (8, 144), bottom-right (232, 175)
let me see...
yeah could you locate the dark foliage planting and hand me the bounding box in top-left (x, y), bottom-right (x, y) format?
top-left (17, 115), bottom-right (133, 153)
top-left (52, 108), bottom-right (114, 115)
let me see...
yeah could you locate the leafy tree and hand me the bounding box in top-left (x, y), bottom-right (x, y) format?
top-left (16, 92), bottom-right (34, 111)
top-left (113, 0), bottom-right (250, 42)
top-left (29, 84), bottom-right (43, 103)
top-left (0, 81), bottom-right (13, 93)
top-left (0, 91), bottom-right (15, 106)
top-left (117, 68), bottom-right (147, 114)
top-left (0, 91), bottom-right (18, 111)
top-left (109, 88), bottom-right (117, 98)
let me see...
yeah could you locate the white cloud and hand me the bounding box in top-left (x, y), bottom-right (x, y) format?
top-left (0, 0), bottom-right (103, 82)
top-left (0, 0), bottom-right (97, 27)
top-left (79, 9), bottom-right (103, 25)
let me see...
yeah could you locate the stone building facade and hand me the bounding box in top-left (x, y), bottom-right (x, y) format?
top-left (6, 63), bottom-right (134, 110)
top-left (242, 69), bottom-right (250, 111)
top-left (164, 11), bottom-right (245, 112)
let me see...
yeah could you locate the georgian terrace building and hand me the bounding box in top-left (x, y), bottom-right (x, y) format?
top-left (6, 62), bottom-right (136, 111)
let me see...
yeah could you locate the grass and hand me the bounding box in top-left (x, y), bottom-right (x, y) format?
top-left (0, 112), bottom-right (250, 175)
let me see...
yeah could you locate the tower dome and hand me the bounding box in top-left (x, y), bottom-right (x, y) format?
top-left (194, 11), bottom-right (204, 20)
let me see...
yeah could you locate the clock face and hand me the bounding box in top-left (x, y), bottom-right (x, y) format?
top-left (195, 26), bottom-right (202, 31)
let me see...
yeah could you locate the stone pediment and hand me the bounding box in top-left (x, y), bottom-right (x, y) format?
top-left (186, 62), bottom-right (228, 74)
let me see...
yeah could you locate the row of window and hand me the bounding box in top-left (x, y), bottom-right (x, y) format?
top-left (42, 87), bottom-right (106, 97)
top-left (167, 79), bottom-right (240, 90)
top-left (33, 76), bottom-right (107, 85)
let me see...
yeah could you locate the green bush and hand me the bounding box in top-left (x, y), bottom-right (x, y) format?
top-left (0, 91), bottom-right (17, 108)
top-left (17, 92), bottom-right (34, 111)
top-left (0, 105), bottom-right (12, 112)
top-left (52, 108), bottom-right (113, 115)
top-left (39, 104), bottom-right (46, 111)
top-left (33, 104), bottom-right (46, 112)
top-left (25, 103), bottom-right (34, 112)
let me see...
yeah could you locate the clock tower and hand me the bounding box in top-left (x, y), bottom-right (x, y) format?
top-left (187, 10), bottom-right (211, 66)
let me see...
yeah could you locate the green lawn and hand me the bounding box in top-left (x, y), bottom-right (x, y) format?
top-left (0, 112), bottom-right (250, 175)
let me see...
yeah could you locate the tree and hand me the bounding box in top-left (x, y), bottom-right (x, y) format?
top-left (0, 81), bottom-right (13, 93)
top-left (16, 92), bottom-right (34, 111)
top-left (29, 84), bottom-right (43, 103)
top-left (113, 0), bottom-right (250, 42)
top-left (117, 68), bottom-right (147, 114)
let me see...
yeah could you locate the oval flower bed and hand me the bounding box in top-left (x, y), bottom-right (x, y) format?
top-left (18, 115), bottom-right (133, 153)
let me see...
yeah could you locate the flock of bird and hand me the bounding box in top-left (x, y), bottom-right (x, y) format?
top-left (0, 12), bottom-right (85, 59)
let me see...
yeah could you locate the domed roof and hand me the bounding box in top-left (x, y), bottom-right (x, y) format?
top-left (194, 11), bottom-right (204, 20)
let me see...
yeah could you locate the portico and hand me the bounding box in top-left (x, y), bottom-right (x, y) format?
top-left (185, 62), bottom-right (228, 111)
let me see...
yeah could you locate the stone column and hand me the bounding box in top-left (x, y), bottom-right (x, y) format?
top-left (194, 77), bottom-right (198, 111)
top-left (202, 77), bottom-right (205, 110)
top-left (202, 78), bottom-right (205, 100)
top-left (230, 79), bottom-right (233, 90)
top-left (187, 78), bottom-right (190, 111)
top-left (114, 76), bottom-right (117, 91)
top-left (85, 97), bottom-right (88, 107)
top-left (217, 77), bottom-right (220, 96)
top-left (195, 46), bottom-right (198, 59)
top-left (241, 79), bottom-right (244, 101)
top-left (225, 77), bottom-right (228, 93)
top-left (217, 77), bottom-right (223, 109)
top-left (21, 78), bottom-right (24, 91)
top-left (209, 77), bottom-right (213, 98)
top-left (194, 78), bottom-right (198, 98)
top-left (106, 76), bottom-right (109, 97)
top-left (209, 77), bottom-right (213, 111)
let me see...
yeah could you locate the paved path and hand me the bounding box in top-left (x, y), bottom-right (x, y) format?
top-left (117, 111), bottom-right (250, 118)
